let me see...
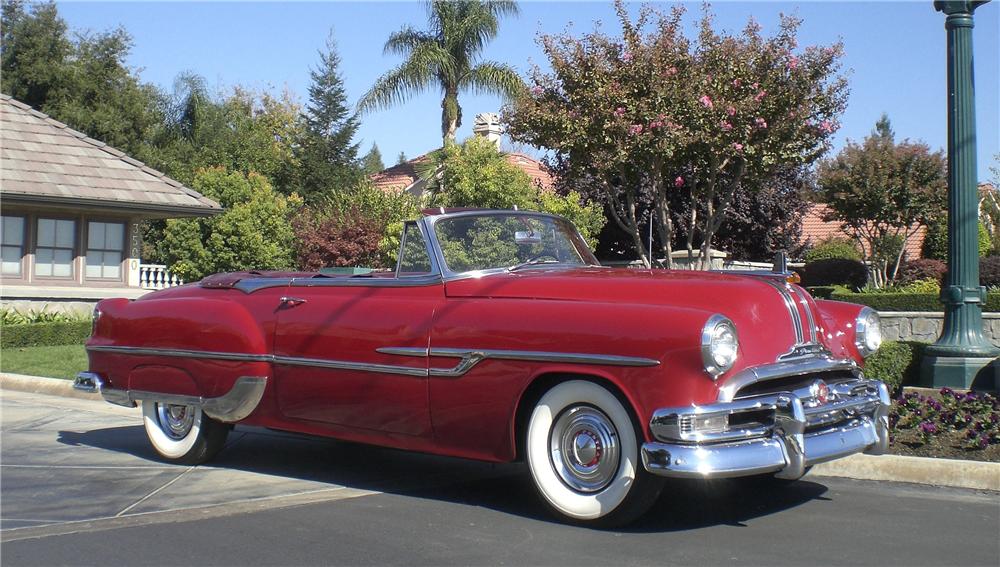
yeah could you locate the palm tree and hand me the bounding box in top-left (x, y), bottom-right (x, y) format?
top-left (358, 0), bottom-right (524, 143)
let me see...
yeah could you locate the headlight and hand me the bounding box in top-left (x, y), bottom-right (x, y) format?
top-left (854, 307), bottom-right (881, 357)
top-left (702, 314), bottom-right (739, 379)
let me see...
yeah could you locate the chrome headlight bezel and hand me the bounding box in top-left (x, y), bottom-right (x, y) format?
top-left (701, 314), bottom-right (739, 379)
top-left (854, 307), bottom-right (882, 358)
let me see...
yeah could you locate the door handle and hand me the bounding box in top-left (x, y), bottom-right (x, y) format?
top-left (279, 296), bottom-right (307, 307)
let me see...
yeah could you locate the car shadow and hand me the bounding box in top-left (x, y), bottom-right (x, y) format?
top-left (58, 425), bottom-right (829, 531)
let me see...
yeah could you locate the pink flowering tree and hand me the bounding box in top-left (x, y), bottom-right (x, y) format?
top-left (505, 1), bottom-right (847, 268)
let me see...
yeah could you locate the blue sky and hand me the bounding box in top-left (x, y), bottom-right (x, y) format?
top-left (57, 1), bottom-right (999, 180)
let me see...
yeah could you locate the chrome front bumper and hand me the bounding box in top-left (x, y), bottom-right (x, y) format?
top-left (74, 372), bottom-right (268, 423)
top-left (641, 377), bottom-right (890, 480)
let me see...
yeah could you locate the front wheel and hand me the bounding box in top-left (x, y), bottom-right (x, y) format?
top-left (141, 401), bottom-right (229, 465)
top-left (526, 380), bottom-right (664, 527)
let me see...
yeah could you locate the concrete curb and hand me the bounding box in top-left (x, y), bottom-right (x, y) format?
top-left (811, 453), bottom-right (999, 491)
top-left (1, 372), bottom-right (99, 401)
top-left (2, 372), bottom-right (998, 492)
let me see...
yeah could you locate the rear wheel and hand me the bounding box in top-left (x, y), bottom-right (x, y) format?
top-left (526, 380), bottom-right (664, 527)
top-left (141, 401), bottom-right (228, 465)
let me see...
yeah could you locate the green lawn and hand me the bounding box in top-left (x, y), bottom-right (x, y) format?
top-left (0, 344), bottom-right (88, 380)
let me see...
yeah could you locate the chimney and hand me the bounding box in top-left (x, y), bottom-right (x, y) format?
top-left (472, 113), bottom-right (502, 149)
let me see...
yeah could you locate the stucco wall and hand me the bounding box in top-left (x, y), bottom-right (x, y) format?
top-left (879, 311), bottom-right (1000, 347)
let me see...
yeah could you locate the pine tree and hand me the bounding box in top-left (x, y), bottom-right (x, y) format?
top-left (396, 151), bottom-right (408, 165)
top-left (873, 113), bottom-right (894, 141)
top-left (299, 31), bottom-right (362, 202)
top-left (363, 143), bottom-right (385, 174)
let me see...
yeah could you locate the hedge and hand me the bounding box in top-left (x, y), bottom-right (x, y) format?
top-left (1, 320), bottom-right (92, 348)
top-left (829, 291), bottom-right (1000, 312)
top-left (863, 340), bottom-right (926, 393)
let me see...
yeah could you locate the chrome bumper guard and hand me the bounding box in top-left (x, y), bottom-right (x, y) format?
top-left (74, 372), bottom-right (268, 423)
top-left (641, 377), bottom-right (890, 479)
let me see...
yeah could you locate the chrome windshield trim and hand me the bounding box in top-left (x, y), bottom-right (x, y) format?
top-left (422, 210), bottom-right (601, 281)
top-left (717, 356), bottom-right (861, 402)
top-left (378, 346), bottom-right (659, 378)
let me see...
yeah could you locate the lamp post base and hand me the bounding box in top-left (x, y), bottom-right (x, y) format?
top-left (920, 355), bottom-right (998, 391)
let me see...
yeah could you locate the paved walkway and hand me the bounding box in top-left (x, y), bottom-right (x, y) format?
top-left (0, 389), bottom-right (514, 539)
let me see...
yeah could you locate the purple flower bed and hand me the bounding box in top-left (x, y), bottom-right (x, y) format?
top-left (890, 389), bottom-right (1000, 460)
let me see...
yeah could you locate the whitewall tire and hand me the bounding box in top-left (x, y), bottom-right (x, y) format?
top-left (141, 401), bottom-right (229, 465)
top-left (526, 380), bottom-right (664, 526)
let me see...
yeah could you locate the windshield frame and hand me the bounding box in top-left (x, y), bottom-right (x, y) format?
top-left (423, 210), bottom-right (601, 281)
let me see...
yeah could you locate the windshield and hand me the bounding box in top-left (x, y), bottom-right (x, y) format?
top-left (432, 213), bottom-right (599, 275)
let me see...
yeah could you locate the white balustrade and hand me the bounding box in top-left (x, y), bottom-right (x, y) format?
top-left (139, 264), bottom-right (184, 290)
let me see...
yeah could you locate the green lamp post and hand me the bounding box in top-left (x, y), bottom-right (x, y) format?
top-left (922, 0), bottom-right (998, 390)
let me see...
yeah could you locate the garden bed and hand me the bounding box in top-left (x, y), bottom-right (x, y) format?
top-left (888, 389), bottom-right (999, 462)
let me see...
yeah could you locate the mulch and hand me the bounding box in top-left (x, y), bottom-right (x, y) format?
top-left (889, 428), bottom-right (1000, 462)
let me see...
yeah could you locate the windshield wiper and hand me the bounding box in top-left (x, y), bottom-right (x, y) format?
top-left (508, 258), bottom-right (562, 272)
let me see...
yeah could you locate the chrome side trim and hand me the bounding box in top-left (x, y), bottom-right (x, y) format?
top-left (89, 344), bottom-right (657, 381)
top-left (716, 356), bottom-right (861, 402)
top-left (273, 355), bottom-right (427, 377)
top-left (87, 345), bottom-right (272, 362)
top-left (86, 345), bottom-right (426, 377)
top-left (377, 346), bottom-right (660, 378)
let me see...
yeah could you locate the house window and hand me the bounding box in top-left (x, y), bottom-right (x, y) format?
top-left (35, 218), bottom-right (76, 278)
top-left (86, 221), bottom-right (125, 280)
top-left (1, 215), bottom-right (26, 276)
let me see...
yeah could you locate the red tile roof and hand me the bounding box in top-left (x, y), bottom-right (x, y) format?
top-left (799, 203), bottom-right (926, 260)
top-left (370, 151), bottom-right (554, 195)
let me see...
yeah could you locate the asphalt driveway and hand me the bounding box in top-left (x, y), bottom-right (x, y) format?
top-left (2, 389), bottom-right (998, 566)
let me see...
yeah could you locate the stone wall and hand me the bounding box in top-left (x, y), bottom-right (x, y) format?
top-left (879, 311), bottom-right (1000, 346)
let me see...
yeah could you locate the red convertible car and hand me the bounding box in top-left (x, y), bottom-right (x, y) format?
top-left (77, 209), bottom-right (889, 526)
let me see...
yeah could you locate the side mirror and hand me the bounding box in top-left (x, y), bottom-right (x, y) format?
top-left (515, 231), bottom-right (542, 245)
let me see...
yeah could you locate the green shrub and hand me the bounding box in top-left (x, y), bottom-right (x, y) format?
top-left (979, 223), bottom-right (991, 257)
top-left (1, 320), bottom-right (92, 348)
top-left (1, 308), bottom-right (91, 325)
top-left (804, 237), bottom-right (862, 262)
top-left (922, 222), bottom-right (947, 260)
top-left (805, 286), bottom-right (836, 299)
top-left (831, 290), bottom-right (1000, 312)
top-left (897, 258), bottom-right (947, 286)
top-left (895, 278), bottom-right (941, 294)
top-left (864, 340), bottom-right (924, 393)
top-left (801, 258), bottom-right (869, 289)
top-left (979, 256), bottom-right (1000, 287)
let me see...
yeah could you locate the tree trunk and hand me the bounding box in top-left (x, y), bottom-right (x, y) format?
top-left (441, 90), bottom-right (461, 143)
top-left (604, 177), bottom-right (651, 268)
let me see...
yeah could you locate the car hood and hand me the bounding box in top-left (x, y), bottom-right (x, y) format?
top-left (445, 266), bottom-right (823, 364)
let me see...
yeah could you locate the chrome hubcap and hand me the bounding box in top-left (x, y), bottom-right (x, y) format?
top-left (156, 403), bottom-right (195, 440)
top-left (549, 406), bottom-right (620, 493)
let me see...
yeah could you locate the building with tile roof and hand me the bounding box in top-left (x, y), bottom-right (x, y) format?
top-left (799, 203), bottom-right (926, 260)
top-left (370, 112), bottom-right (554, 199)
top-left (0, 95), bottom-right (221, 309)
